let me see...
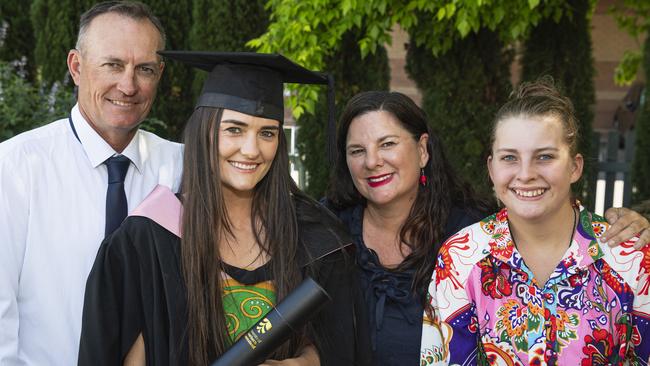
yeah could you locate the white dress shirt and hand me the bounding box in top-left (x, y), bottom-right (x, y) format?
top-left (0, 104), bottom-right (183, 366)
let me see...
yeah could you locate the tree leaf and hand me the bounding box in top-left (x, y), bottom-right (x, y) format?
top-left (528, 0), bottom-right (540, 9)
top-left (458, 19), bottom-right (470, 37)
top-left (437, 7), bottom-right (446, 20)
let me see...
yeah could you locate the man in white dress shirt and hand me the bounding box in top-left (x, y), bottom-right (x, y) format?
top-left (0, 2), bottom-right (183, 365)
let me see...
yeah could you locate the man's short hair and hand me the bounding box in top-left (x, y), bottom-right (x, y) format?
top-left (75, 1), bottom-right (166, 53)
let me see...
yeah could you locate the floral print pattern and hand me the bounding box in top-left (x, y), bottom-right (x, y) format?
top-left (421, 206), bottom-right (650, 365)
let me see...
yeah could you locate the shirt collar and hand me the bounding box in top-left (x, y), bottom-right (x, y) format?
top-left (574, 204), bottom-right (605, 265)
top-left (486, 204), bottom-right (604, 281)
top-left (70, 104), bottom-right (143, 172)
top-left (483, 208), bottom-right (517, 265)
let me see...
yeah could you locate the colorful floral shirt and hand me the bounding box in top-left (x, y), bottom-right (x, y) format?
top-left (421, 206), bottom-right (650, 366)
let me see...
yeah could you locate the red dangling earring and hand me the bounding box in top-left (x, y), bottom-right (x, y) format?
top-left (420, 168), bottom-right (427, 186)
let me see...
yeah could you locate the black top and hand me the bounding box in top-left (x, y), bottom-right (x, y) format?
top-left (78, 198), bottom-right (370, 366)
top-left (333, 203), bottom-right (481, 366)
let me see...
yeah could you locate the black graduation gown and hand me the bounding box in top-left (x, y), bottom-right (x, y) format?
top-left (78, 197), bottom-right (370, 366)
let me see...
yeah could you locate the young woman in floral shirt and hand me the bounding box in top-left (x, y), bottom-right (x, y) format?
top-left (421, 78), bottom-right (650, 365)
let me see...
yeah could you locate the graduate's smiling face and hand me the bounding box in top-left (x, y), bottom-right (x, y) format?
top-left (217, 109), bottom-right (280, 197)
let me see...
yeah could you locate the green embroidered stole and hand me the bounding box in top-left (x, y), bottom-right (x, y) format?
top-left (222, 276), bottom-right (277, 343)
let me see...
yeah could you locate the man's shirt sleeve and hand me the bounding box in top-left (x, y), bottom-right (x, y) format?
top-left (0, 145), bottom-right (29, 364)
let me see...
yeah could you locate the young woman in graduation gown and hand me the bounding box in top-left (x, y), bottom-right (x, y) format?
top-left (78, 52), bottom-right (370, 366)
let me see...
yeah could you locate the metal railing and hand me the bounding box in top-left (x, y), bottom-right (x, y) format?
top-left (591, 129), bottom-right (636, 213)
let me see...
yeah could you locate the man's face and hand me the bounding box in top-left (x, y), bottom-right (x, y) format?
top-left (68, 12), bottom-right (164, 146)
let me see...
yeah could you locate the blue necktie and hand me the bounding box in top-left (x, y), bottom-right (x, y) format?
top-left (104, 155), bottom-right (130, 236)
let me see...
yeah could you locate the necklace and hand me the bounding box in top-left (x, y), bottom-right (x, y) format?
top-left (567, 206), bottom-right (578, 248)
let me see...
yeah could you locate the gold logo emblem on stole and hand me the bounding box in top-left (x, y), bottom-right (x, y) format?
top-left (256, 318), bottom-right (272, 334)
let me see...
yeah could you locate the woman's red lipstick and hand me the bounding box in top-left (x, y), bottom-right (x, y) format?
top-left (367, 173), bottom-right (393, 187)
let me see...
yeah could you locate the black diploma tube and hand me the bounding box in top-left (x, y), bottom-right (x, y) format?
top-left (210, 276), bottom-right (331, 366)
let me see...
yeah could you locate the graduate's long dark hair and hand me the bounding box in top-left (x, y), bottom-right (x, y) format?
top-left (327, 91), bottom-right (485, 302)
top-left (180, 107), bottom-right (305, 365)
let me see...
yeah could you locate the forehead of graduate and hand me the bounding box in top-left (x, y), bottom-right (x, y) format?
top-left (158, 51), bottom-right (328, 123)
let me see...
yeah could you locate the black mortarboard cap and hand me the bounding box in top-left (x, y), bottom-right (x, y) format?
top-left (159, 51), bottom-right (337, 162)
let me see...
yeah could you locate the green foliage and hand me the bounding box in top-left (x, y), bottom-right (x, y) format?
top-left (0, 1), bottom-right (37, 81)
top-left (0, 61), bottom-right (74, 141)
top-left (139, 117), bottom-right (169, 135)
top-left (406, 28), bottom-right (512, 198)
top-left (609, 0), bottom-right (650, 85)
top-left (615, 50), bottom-right (642, 86)
top-left (30, 0), bottom-right (93, 86)
top-left (249, 0), bottom-right (568, 119)
top-left (297, 30), bottom-right (390, 198)
top-left (632, 35), bottom-right (650, 204)
top-left (189, 0), bottom-right (269, 100)
top-left (521, 0), bottom-right (596, 207)
top-left (144, 0), bottom-right (194, 140)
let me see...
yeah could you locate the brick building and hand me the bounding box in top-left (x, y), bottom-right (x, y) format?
top-left (386, 0), bottom-right (643, 134)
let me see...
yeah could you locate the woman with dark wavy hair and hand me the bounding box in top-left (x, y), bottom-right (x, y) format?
top-left (324, 91), bottom-right (485, 365)
top-left (325, 90), bottom-right (649, 366)
top-left (78, 52), bottom-right (369, 366)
